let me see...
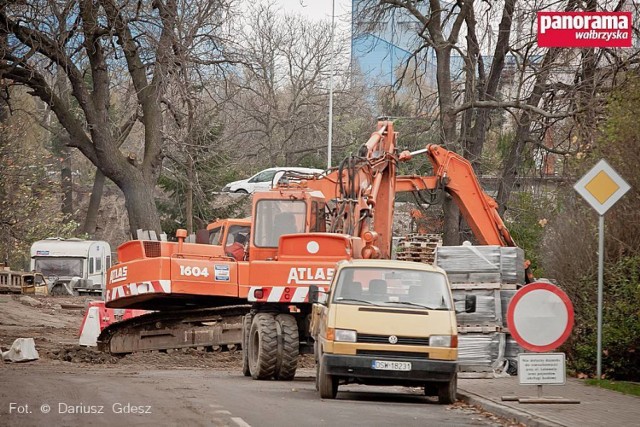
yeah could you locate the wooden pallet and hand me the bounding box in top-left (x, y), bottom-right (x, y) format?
top-left (400, 241), bottom-right (439, 248)
top-left (396, 253), bottom-right (435, 261)
top-left (397, 250), bottom-right (435, 256)
top-left (404, 233), bottom-right (441, 240)
top-left (395, 233), bottom-right (442, 264)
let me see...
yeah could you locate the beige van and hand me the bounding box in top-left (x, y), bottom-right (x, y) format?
top-left (310, 259), bottom-right (476, 403)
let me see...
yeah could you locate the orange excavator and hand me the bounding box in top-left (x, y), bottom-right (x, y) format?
top-left (100, 120), bottom-right (523, 380)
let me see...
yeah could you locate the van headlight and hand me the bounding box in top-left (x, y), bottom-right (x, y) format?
top-left (222, 185), bottom-right (230, 192)
top-left (327, 328), bottom-right (357, 343)
top-left (429, 335), bottom-right (455, 347)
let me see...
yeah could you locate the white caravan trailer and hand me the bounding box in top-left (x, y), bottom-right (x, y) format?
top-left (30, 238), bottom-right (111, 296)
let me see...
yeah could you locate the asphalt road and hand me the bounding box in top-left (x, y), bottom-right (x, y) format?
top-left (1, 365), bottom-right (505, 426)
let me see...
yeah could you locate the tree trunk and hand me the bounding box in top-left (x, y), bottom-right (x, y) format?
top-left (497, 49), bottom-right (560, 215)
top-left (442, 194), bottom-right (461, 246)
top-left (82, 168), bottom-right (105, 236)
top-left (121, 175), bottom-right (162, 238)
top-left (61, 146), bottom-right (73, 220)
top-left (468, 0), bottom-right (515, 172)
top-left (186, 156), bottom-right (194, 234)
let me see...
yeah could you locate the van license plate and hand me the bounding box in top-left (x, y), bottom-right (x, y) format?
top-left (371, 360), bottom-right (411, 371)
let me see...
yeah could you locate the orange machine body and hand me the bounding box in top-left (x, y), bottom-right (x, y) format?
top-left (106, 189), bottom-right (362, 310)
top-left (106, 121), bottom-right (520, 311)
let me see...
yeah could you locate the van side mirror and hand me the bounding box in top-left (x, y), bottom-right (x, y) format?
top-left (309, 285), bottom-right (328, 305)
top-left (465, 294), bottom-right (477, 313)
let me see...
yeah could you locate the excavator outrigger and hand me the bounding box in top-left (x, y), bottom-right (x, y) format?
top-left (100, 120), bottom-right (525, 380)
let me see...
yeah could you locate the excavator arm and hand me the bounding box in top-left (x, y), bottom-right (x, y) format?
top-left (397, 144), bottom-right (516, 247)
top-left (302, 120), bottom-right (399, 259)
top-left (398, 144), bottom-right (533, 282)
top-left (301, 124), bottom-right (516, 256)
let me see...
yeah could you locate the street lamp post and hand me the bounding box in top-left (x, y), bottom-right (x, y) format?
top-left (327, 0), bottom-right (335, 169)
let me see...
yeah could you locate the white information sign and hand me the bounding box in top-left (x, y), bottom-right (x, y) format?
top-left (518, 353), bottom-right (566, 385)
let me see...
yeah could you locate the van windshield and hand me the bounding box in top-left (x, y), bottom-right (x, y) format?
top-left (34, 257), bottom-right (83, 278)
top-left (332, 267), bottom-right (452, 310)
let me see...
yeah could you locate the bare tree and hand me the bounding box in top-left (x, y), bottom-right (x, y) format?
top-left (356, 0), bottom-right (639, 242)
top-left (495, 0), bottom-right (640, 214)
top-left (220, 3), bottom-right (354, 167)
top-left (358, 0), bottom-right (500, 244)
top-left (0, 0), bottom-right (237, 236)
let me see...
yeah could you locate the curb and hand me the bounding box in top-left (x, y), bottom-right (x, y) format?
top-left (457, 389), bottom-right (565, 427)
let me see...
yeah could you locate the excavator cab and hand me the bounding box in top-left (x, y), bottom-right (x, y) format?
top-left (206, 218), bottom-right (251, 247)
top-left (206, 218), bottom-right (251, 260)
top-left (248, 189), bottom-right (327, 261)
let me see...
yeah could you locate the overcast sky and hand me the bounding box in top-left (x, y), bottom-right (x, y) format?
top-left (270, 0), bottom-right (352, 23)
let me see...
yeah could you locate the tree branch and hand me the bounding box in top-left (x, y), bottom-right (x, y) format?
top-left (454, 100), bottom-right (579, 119)
top-left (79, 0), bottom-right (110, 118)
top-left (1, 65), bottom-right (97, 163)
top-left (0, 10), bottom-right (96, 122)
top-left (100, 0), bottom-right (150, 102)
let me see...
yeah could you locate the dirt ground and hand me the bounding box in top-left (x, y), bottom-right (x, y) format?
top-left (0, 293), bottom-right (315, 370)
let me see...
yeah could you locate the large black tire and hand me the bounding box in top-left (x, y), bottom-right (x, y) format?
top-left (318, 357), bottom-right (338, 399)
top-left (438, 375), bottom-right (457, 404)
top-left (241, 314), bottom-right (252, 377)
top-left (274, 314), bottom-right (299, 381)
top-left (248, 313), bottom-right (278, 380)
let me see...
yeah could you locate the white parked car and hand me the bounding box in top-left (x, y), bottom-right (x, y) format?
top-left (222, 167), bottom-right (324, 194)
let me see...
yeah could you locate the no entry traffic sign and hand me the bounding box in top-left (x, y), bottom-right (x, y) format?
top-left (507, 282), bottom-right (574, 352)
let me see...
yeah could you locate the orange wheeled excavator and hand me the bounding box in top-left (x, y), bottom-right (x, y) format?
top-left (100, 120), bottom-right (523, 380)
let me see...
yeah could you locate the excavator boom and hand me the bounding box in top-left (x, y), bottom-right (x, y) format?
top-left (397, 144), bottom-right (516, 247)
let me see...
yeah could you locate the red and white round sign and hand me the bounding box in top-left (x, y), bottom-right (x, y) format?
top-left (507, 282), bottom-right (574, 353)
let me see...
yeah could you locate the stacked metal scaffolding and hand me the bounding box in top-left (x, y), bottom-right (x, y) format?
top-left (435, 245), bottom-right (527, 377)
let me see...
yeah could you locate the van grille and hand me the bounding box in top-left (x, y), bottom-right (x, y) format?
top-left (357, 334), bottom-right (430, 346)
top-left (356, 350), bottom-right (429, 359)
top-left (143, 241), bottom-right (161, 257)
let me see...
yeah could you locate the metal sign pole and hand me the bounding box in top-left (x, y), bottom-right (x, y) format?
top-left (574, 159), bottom-right (630, 380)
top-left (597, 214), bottom-right (604, 379)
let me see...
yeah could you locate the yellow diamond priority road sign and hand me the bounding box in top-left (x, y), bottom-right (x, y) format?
top-left (574, 159), bottom-right (630, 215)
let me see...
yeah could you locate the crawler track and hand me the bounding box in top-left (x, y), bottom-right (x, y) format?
top-left (97, 305), bottom-right (251, 354)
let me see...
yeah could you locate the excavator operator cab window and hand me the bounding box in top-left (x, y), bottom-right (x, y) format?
top-left (254, 200), bottom-right (306, 247)
top-left (209, 226), bottom-right (224, 245)
top-left (225, 225), bottom-right (250, 246)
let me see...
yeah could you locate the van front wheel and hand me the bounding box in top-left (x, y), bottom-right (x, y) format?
top-left (438, 375), bottom-right (457, 404)
top-left (317, 357), bottom-right (338, 399)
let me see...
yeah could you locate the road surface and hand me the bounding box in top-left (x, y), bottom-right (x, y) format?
top-left (1, 365), bottom-right (510, 426)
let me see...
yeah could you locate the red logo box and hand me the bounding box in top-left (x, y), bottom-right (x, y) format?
top-left (537, 12), bottom-right (632, 48)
